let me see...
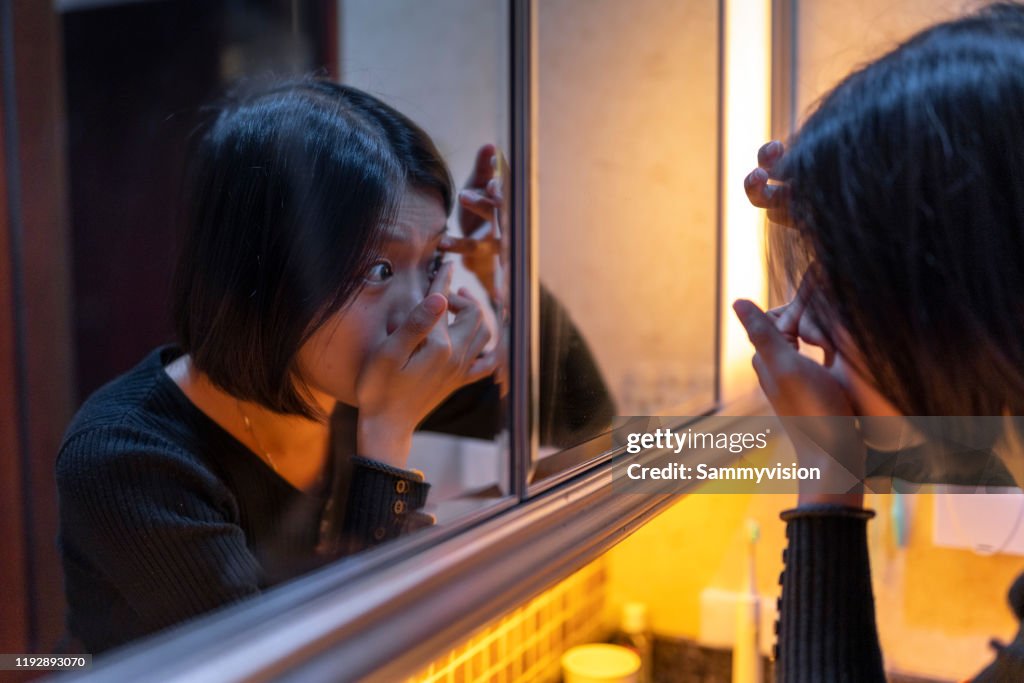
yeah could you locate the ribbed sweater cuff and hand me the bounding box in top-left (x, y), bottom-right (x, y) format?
top-left (775, 505), bottom-right (885, 683)
top-left (340, 457), bottom-right (433, 553)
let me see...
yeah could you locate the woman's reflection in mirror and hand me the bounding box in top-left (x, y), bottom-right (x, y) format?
top-left (56, 78), bottom-right (505, 653)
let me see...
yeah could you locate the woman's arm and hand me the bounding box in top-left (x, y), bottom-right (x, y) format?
top-left (335, 456), bottom-right (434, 554)
top-left (775, 505), bottom-right (884, 682)
top-left (57, 426), bottom-right (264, 651)
top-left (732, 299), bottom-right (885, 680)
top-left (327, 405), bottom-right (434, 556)
top-left (742, 142), bottom-right (884, 680)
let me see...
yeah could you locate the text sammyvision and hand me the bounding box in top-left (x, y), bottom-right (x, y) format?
top-left (623, 427), bottom-right (821, 483)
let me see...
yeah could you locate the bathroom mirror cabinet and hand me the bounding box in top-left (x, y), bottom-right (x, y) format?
top-left (0, 0), bottom-right (781, 679)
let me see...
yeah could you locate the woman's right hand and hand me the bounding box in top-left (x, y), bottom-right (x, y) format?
top-left (442, 143), bottom-right (509, 302)
top-left (733, 297), bottom-right (866, 506)
top-left (355, 263), bottom-right (497, 467)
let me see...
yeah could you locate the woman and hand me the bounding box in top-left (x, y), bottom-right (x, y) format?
top-left (736, 3), bottom-right (1024, 680)
top-left (56, 79), bottom-right (500, 653)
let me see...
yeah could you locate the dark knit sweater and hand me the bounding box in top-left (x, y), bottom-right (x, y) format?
top-left (777, 506), bottom-right (1024, 682)
top-left (56, 345), bottom-right (432, 653)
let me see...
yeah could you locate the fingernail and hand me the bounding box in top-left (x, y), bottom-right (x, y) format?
top-left (768, 140), bottom-right (782, 156)
top-left (424, 294), bottom-right (447, 315)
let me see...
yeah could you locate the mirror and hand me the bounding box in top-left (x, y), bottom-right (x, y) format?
top-left (6, 0), bottom-right (511, 659)
top-left (337, 0), bottom-right (511, 516)
top-left (532, 0), bottom-right (720, 479)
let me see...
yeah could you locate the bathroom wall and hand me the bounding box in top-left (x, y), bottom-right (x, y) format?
top-left (339, 0), bottom-right (507, 207)
top-left (792, 0), bottom-right (973, 122)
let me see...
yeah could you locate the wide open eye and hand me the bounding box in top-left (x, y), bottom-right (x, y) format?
top-left (364, 260), bottom-right (394, 283)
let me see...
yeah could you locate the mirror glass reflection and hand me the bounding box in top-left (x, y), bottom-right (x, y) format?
top-left (44, 0), bottom-right (510, 656)
top-left (533, 0), bottom-right (720, 477)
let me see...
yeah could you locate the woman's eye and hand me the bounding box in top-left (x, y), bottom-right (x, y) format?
top-left (428, 252), bottom-right (445, 280)
top-left (365, 261), bottom-right (394, 283)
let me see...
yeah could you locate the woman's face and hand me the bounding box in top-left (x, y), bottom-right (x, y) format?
top-left (296, 189), bottom-right (449, 412)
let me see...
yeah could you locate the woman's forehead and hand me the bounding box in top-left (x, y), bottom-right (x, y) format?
top-left (383, 191), bottom-right (447, 245)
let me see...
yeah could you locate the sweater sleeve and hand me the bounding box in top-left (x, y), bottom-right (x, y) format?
top-left (337, 456), bottom-right (433, 554)
top-left (775, 504), bottom-right (885, 683)
top-left (56, 426), bottom-right (263, 642)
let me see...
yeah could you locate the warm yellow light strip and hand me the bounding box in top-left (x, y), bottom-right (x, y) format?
top-left (721, 0), bottom-right (773, 401)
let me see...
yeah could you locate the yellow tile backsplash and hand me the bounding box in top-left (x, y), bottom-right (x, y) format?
top-left (407, 558), bottom-right (609, 683)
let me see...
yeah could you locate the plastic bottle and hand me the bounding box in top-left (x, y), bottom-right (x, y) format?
top-left (610, 601), bottom-right (653, 683)
top-left (732, 519), bottom-right (763, 683)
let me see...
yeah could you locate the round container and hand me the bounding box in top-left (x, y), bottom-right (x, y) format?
top-left (561, 643), bottom-right (641, 683)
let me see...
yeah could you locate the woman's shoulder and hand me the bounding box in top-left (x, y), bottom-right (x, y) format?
top-left (63, 345), bottom-right (182, 438)
top-left (57, 345), bottom-right (227, 488)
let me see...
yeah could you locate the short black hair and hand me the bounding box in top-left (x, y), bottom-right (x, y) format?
top-left (172, 78), bottom-right (453, 418)
top-left (772, 2), bottom-right (1024, 417)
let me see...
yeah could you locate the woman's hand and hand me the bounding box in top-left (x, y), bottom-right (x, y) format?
top-left (765, 268), bottom-right (836, 365)
top-left (440, 143), bottom-right (511, 397)
top-left (440, 144), bottom-right (509, 301)
top-left (744, 140), bottom-right (791, 226)
top-left (356, 263), bottom-right (497, 467)
top-left (742, 142), bottom-right (864, 504)
top-left (747, 139), bottom-right (904, 426)
top-left (733, 295), bottom-right (865, 506)
top-left (734, 297), bottom-right (852, 414)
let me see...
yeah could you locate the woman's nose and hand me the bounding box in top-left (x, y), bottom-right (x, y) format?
top-left (385, 278), bottom-right (428, 336)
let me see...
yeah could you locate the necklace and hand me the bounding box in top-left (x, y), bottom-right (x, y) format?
top-left (236, 399), bottom-right (280, 473)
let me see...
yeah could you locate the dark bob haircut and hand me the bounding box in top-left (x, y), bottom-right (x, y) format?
top-left (172, 78), bottom-right (453, 418)
top-left (771, 2), bottom-right (1024, 417)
